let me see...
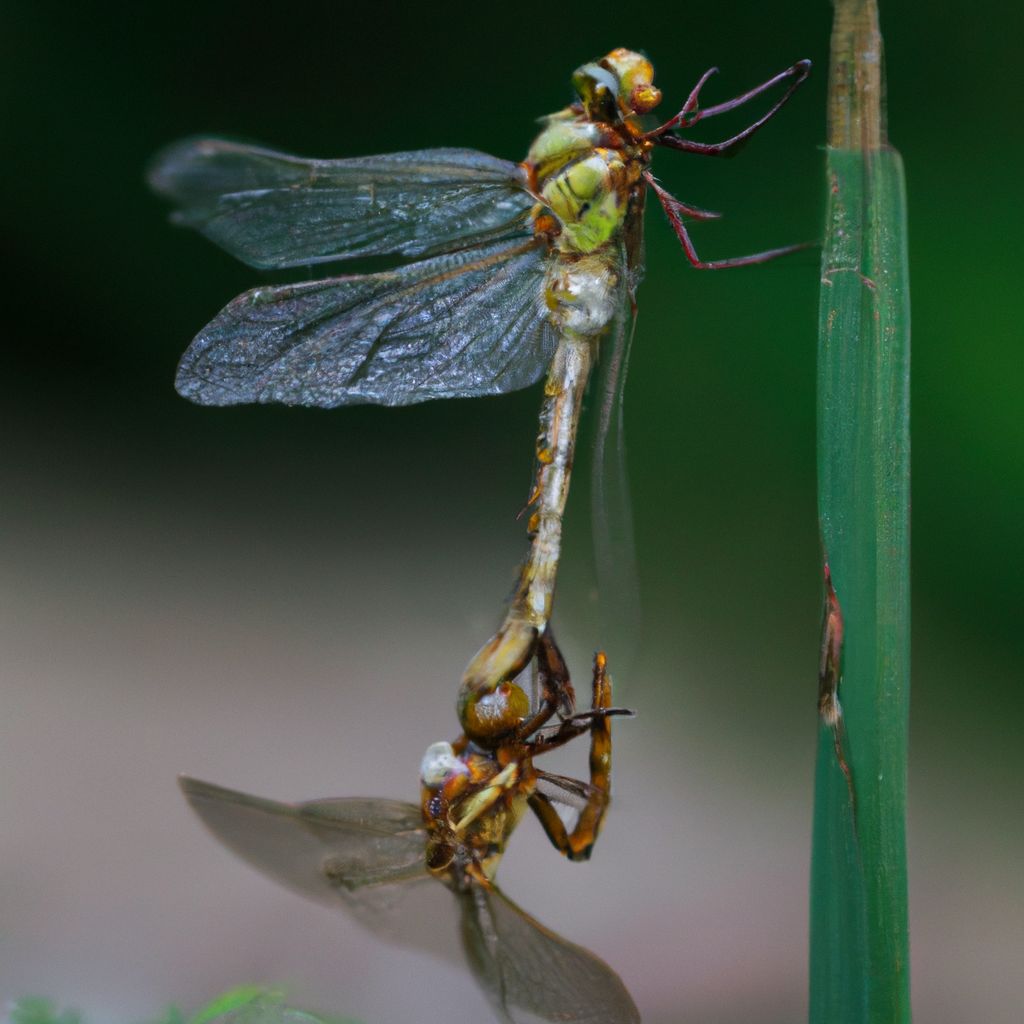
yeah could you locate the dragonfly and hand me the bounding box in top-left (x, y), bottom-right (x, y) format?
top-left (150, 47), bottom-right (811, 706)
top-left (181, 636), bottom-right (638, 1024)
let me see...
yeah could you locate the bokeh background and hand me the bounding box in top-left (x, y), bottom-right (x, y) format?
top-left (2, 2), bottom-right (1021, 1022)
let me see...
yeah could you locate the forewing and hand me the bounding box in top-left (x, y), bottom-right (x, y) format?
top-left (176, 238), bottom-right (558, 407)
top-left (178, 776), bottom-right (429, 916)
top-left (459, 881), bottom-right (640, 1024)
top-left (149, 140), bottom-right (535, 269)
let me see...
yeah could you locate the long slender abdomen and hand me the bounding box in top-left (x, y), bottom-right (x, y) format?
top-left (459, 250), bottom-right (620, 699)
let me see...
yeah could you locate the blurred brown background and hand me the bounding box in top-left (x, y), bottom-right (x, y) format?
top-left (2, 2), bottom-right (1021, 1022)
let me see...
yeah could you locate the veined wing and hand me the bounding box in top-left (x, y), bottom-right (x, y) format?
top-left (176, 237), bottom-right (558, 407)
top-left (148, 140), bottom-right (535, 269)
top-left (459, 881), bottom-right (640, 1024)
top-left (535, 770), bottom-right (606, 816)
top-left (178, 776), bottom-right (428, 914)
top-left (586, 239), bottom-right (641, 663)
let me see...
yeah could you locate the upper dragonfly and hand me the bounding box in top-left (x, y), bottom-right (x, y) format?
top-left (151, 46), bottom-right (810, 705)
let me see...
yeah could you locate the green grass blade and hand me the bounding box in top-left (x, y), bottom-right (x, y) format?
top-left (809, 1), bottom-right (911, 1022)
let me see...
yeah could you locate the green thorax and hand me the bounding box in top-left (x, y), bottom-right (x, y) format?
top-left (527, 112), bottom-right (630, 255)
top-left (522, 48), bottom-right (662, 256)
top-left (525, 111), bottom-right (602, 180)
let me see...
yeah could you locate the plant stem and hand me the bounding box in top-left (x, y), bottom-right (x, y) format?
top-left (809, 1), bottom-right (911, 1022)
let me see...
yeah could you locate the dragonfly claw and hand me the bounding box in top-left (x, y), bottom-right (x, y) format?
top-left (562, 706), bottom-right (635, 724)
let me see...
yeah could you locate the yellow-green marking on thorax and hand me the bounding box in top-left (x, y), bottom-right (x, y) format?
top-left (540, 150), bottom-right (628, 253)
top-left (525, 115), bottom-right (602, 181)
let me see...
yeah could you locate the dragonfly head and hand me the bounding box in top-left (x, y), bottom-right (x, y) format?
top-left (573, 48), bottom-right (662, 124)
top-left (421, 740), bottom-right (470, 872)
top-left (572, 62), bottom-right (620, 124)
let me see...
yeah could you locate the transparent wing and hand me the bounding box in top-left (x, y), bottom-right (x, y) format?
top-left (459, 881), bottom-right (640, 1024)
top-left (581, 237), bottom-right (642, 666)
top-left (176, 237), bottom-right (558, 407)
top-left (178, 776), bottom-right (429, 917)
top-left (149, 140), bottom-right (535, 269)
top-left (535, 770), bottom-right (604, 814)
top-left (590, 300), bottom-right (642, 659)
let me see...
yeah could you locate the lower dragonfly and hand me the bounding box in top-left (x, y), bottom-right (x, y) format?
top-left (181, 636), bottom-right (638, 1024)
top-left (150, 47), bottom-right (811, 701)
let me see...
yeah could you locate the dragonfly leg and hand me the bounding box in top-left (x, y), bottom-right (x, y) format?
top-left (645, 171), bottom-right (810, 269)
top-left (517, 628), bottom-right (576, 739)
top-left (650, 59), bottom-right (810, 156)
top-left (453, 762), bottom-right (519, 834)
top-left (524, 703), bottom-right (632, 755)
top-left (646, 65), bottom-right (720, 136)
top-left (528, 652), bottom-right (615, 861)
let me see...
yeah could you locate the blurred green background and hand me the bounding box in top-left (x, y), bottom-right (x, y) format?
top-left (2, 2), bottom-right (1020, 1022)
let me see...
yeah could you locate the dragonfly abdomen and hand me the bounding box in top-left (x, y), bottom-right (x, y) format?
top-left (458, 333), bottom-right (593, 711)
top-left (504, 333), bottom-right (593, 630)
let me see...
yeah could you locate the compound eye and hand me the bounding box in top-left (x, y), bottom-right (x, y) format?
top-left (420, 741), bottom-right (464, 789)
top-left (571, 63), bottom-right (620, 123)
top-left (600, 48), bottom-right (662, 115)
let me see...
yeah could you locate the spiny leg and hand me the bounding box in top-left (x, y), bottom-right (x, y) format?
top-left (528, 652), bottom-right (616, 861)
top-left (650, 59), bottom-right (811, 156)
top-left (645, 172), bottom-right (810, 269)
top-left (649, 65), bottom-right (720, 135)
top-left (688, 59), bottom-right (811, 123)
top-left (517, 629), bottom-right (576, 740)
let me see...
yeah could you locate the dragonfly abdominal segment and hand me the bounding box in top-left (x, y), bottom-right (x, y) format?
top-left (457, 332), bottom-right (595, 720)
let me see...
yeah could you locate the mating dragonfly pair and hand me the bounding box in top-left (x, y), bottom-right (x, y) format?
top-left (154, 47), bottom-right (809, 1023)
